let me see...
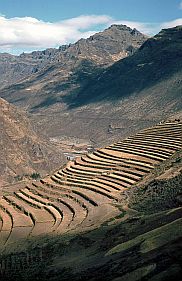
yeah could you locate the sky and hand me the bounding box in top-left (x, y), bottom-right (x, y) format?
top-left (0, 0), bottom-right (181, 55)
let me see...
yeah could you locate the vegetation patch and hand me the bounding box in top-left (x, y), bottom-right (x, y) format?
top-left (106, 218), bottom-right (182, 256)
top-left (112, 264), bottom-right (156, 281)
top-left (14, 172), bottom-right (41, 181)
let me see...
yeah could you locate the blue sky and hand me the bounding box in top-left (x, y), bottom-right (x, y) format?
top-left (0, 0), bottom-right (181, 54)
top-left (1, 0), bottom-right (181, 22)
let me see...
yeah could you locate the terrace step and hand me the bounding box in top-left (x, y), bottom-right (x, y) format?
top-left (135, 131), bottom-right (182, 140)
top-left (0, 198), bottom-right (33, 245)
top-left (105, 147), bottom-right (167, 161)
top-left (112, 142), bottom-right (175, 155)
top-left (141, 122), bottom-right (182, 131)
top-left (19, 188), bottom-right (63, 232)
top-left (50, 174), bottom-right (119, 201)
top-left (95, 149), bottom-right (157, 165)
top-left (99, 175), bottom-right (132, 188)
top-left (141, 127), bottom-right (182, 135)
top-left (39, 179), bottom-right (99, 207)
top-left (83, 153), bottom-right (154, 170)
top-left (60, 169), bottom-right (92, 180)
top-left (131, 134), bottom-right (182, 141)
top-left (0, 207), bottom-right (12, 247)
top-left (139, 122), bottom-right (182, 129)
top-left (65, 166), bottom-right (103, 177)
top-left (90, 178), bottom-right (127, 190)
top-left (77, 157), bottom-right (151, 173)
top-left (25, 185), bottom-right (77, 232)
top-left (25, 185), bottom-right (88, 231)
top-left (53, 173), bottom-right (92, 185)
top-left (4, 195), bottom-right (55, 236)
top-left (109, 144), bottom-right (173, 158)
top-left (122, 139), bottom-right (181, 150)
top-left (71, 187), bottom-right (117, 204)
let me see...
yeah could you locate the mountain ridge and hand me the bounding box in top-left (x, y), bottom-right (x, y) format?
top-left (0, 24), bottom-right (147, 89)
top-left (69, 25), bottom-right (182, 106)
top-left (0, 25), bottom-right (181, 148)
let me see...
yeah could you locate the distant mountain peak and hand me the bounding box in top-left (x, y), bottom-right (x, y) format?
top-left (109, 23), bottom-right (132, 30)
top-left (108, 24), bottom-right (143, 35)
top-left (0, 24), bottom-right (147, 89)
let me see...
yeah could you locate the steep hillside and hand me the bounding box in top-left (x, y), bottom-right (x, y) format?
top-left (0, 98), bottom-right (65, 186)
top-left (0, 26), bottom-right (181, 148)
top-left (0, 121), bottom-right (181, 281)
top-left (0, 50), bottom-right (57, 89)
top-left (0, 24), bottom-right (146, 89)
top-left (71, 25), bottom-right (182, 106)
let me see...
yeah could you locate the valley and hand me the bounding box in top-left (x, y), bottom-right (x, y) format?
top-left (0, 22), bottom-right (182, 281)
top-left (0, 26), bottom-right (181, 150)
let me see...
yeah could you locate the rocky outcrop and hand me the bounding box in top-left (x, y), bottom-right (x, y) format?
top-left (0, 24), bottom-right (147, 89)
top-left (0, 98), bottom-right (65, 186)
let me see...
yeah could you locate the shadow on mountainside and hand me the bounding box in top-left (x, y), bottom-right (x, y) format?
top-left (1, 27), bottom-right (181, 115)
top-left (63, 27), bottom-right (182, 109)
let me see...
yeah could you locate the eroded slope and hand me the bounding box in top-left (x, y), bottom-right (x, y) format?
top-left (0, 98), bottom-right (65, 186)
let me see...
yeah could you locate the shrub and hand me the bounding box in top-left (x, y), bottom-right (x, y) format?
top-left (30, 173), bottom-right (40, 179)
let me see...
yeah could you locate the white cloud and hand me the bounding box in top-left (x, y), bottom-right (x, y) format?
top-left (0, 14), bottom-right (181, 54)
top-left (160, 18), bottom-right (182, 29)
top-left (61, 15), bottom-right (113, 29)
top-left (0, 15), bottom-right (112, 52)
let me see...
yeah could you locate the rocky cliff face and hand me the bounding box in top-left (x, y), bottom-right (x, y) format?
top-left (71, 26), bottom-right (182, 106)
top-left (60, 24), bottom-right (147, 65)
top-left (0, 98), bottom-right (65, 186)
top-left (0, 24), bottom-right (147, 89)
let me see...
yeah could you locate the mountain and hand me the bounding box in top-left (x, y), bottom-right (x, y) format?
top-left (71, 25), bottom-right (182, 107)
top-left (1, 26), bottom-right (181, 149)
top-left (0, 24), bottom-right (148, 185)
top-left (0, 24), bottom-right (147, 89)
top-left (54, 26), bottom-right (181, 145)
top-left (0, 98), bottom-right (65, 186)
top-left (0, 51), bottom-right (54, 89)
